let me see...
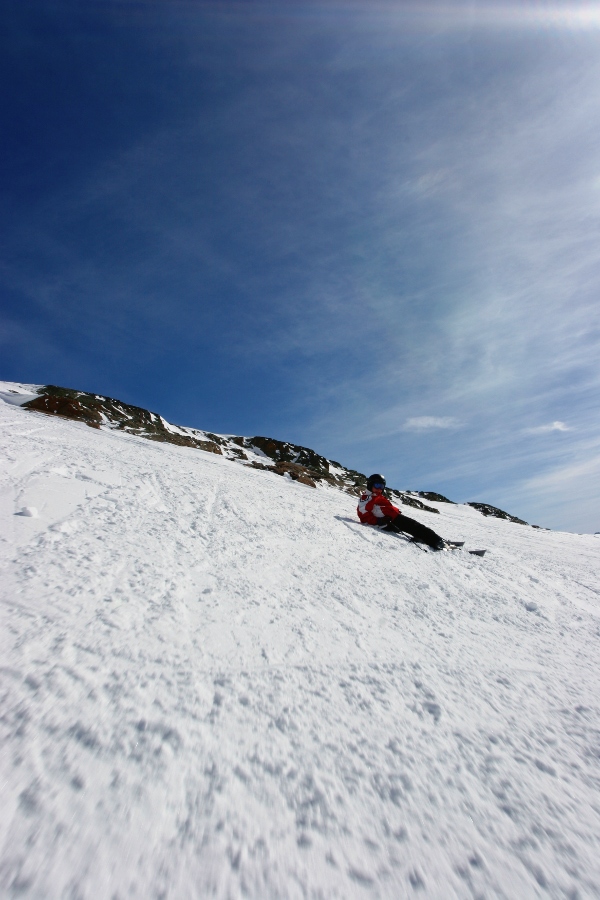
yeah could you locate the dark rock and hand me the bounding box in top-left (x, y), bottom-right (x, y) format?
top-left (23, 386), bottom-right (222, 453)
top-left (246, 460), bottom-right (317, 487)
top-left (389, 490), bottom-right (439, 514)
top-left (248, 436), bottom-right (331, 476)
top-left (466, 502), bottom-right (528, 526)
top-left (25, 394), bottom-right (102, 427)
top-left (415, 491), bottom-right (455, 504)
top-left (241, 436), bottom-right (355, 491)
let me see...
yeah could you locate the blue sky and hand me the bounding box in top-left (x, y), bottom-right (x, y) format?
top-left (2, 1), bottom-right (600, 532)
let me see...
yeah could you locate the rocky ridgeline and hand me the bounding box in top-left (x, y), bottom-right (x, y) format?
top-left (20, 384), bottom-right (531, 523)
top-left (464, 502), bottom-right (530, 526)
top-left (413, 490), bottom-right (532, 526)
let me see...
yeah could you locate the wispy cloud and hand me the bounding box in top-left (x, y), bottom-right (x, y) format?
top-left (403, 416), bottom-right (460, 432)
top-left (320, 2), bottom-right (600, 32)
top-left (525, 421), bottom-right (571, 434)
top-left (492, 439), bottom-right (600, 532)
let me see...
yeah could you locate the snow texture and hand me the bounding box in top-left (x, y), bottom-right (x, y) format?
top-left (1, 392), bottom-right (599, 899)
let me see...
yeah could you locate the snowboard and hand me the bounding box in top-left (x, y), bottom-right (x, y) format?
top-left (398, 535), bottom-right (487, 556)
top-left (448, 542), bottom-right (486, 556)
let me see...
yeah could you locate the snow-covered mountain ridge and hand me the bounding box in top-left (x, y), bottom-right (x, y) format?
top-left (1, 382), bottom-right (599, 899)
top-left (0, 381), bottom-right (532, 525)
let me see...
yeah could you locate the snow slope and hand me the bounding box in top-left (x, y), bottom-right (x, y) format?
top-left (1, 395), bottom-right (599, 899)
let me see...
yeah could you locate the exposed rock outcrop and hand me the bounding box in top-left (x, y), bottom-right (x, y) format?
top-left (466, 502), bottom-right (529, 526)
top-left (415, 491), bottom-right (455, 504)
top-left (23, 386), bottom-right (222, 454)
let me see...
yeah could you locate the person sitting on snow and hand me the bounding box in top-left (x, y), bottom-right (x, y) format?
top-left (357, 474), bottom-right (448, 551)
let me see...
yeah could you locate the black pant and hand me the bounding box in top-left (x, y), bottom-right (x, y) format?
top-left (378, 513), bottom-right (443, 548)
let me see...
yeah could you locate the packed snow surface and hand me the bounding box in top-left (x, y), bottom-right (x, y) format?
top-left (1, 395), bottom-right (599, 899)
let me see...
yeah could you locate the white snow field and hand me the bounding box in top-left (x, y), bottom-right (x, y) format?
top-left (1, 392), bottom-right (599, 900)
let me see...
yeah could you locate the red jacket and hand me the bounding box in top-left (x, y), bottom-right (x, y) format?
top-left (357, 489), bottom-right (400, 525)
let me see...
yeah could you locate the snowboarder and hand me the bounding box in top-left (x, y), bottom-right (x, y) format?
top-left (357, 474), bottom-right (448, 551)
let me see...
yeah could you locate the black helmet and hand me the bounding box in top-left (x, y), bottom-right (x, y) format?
top-left (366, 473), bottom-right (386, 490)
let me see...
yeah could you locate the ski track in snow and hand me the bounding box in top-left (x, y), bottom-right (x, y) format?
top-left (1, 400), bottom-right (599, 899)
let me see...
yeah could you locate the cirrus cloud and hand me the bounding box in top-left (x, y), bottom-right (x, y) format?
top-left (402, 416), bottom-right (461, 432)
top-left (525, 421), bottom-right (571, 434)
